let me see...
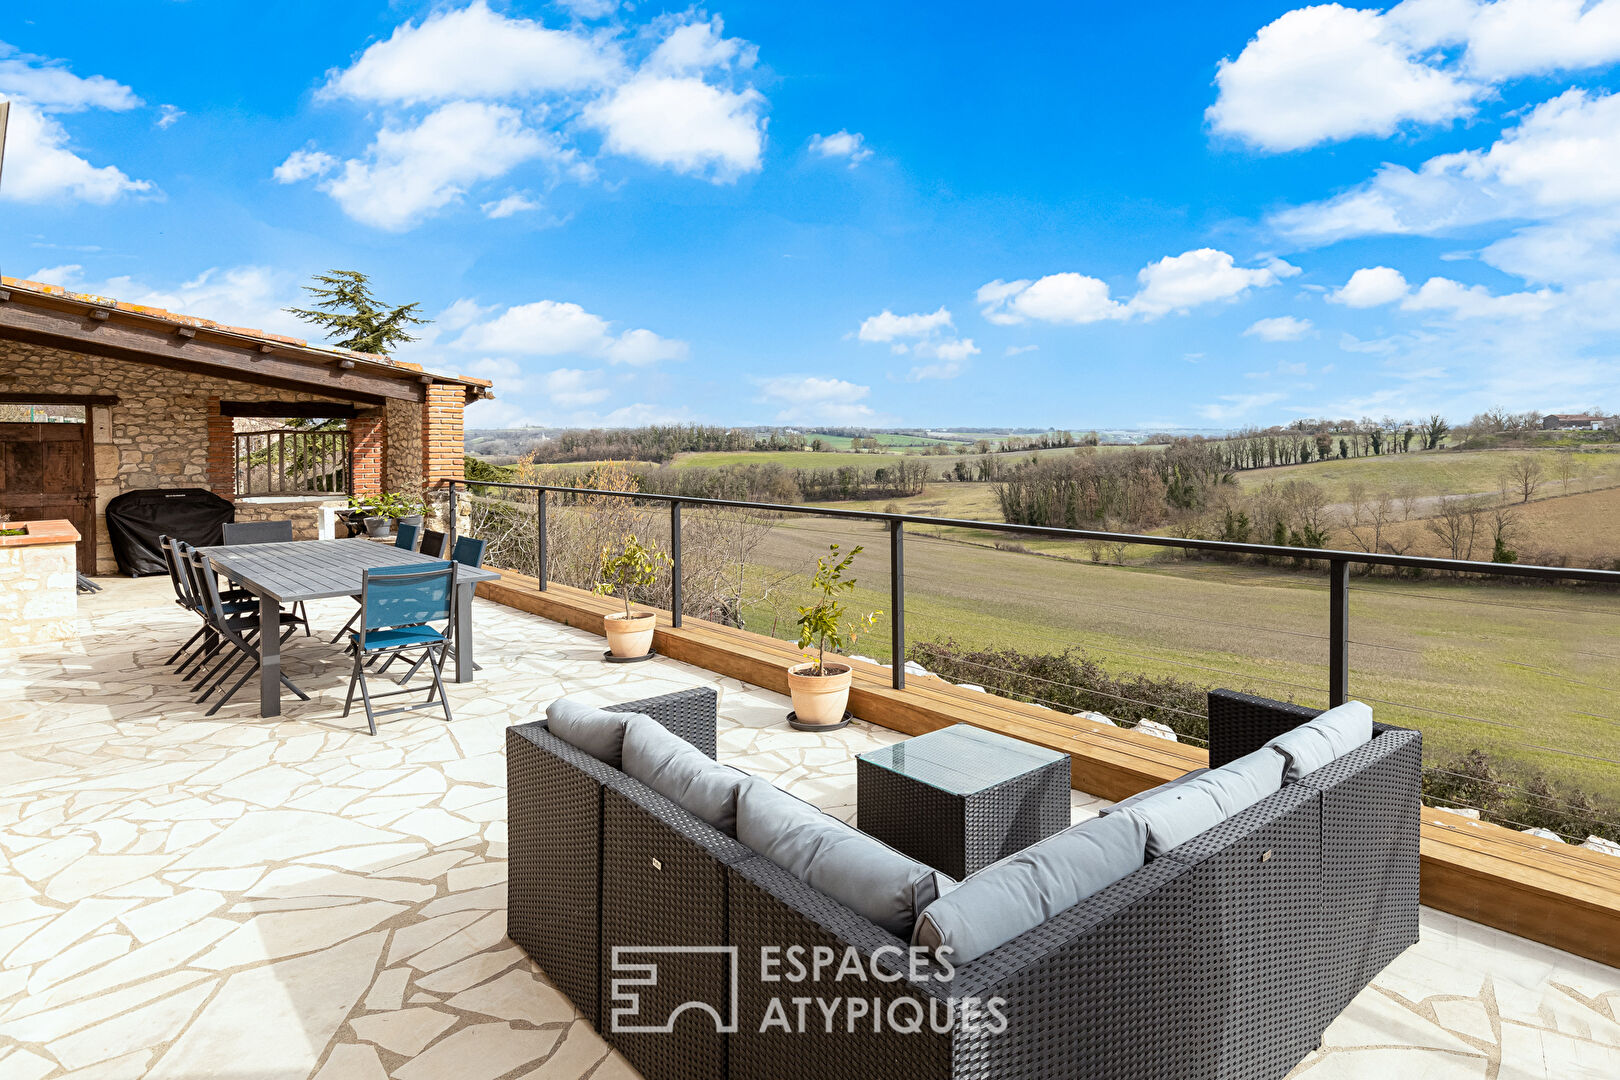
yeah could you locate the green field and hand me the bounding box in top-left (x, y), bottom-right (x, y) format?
top-left (726, 514), bottom-right (1620, 803)
top-left (1233, 446), bottom-right (1620, 503)
top-left (806, 432), bottom-right (958, 450)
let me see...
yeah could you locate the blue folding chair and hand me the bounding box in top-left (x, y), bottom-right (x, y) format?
top-left (343, 560), bottom-right (457, 735)
top-left (396, 535), bottom-right (488, 685)
top-left (330, 521), bottom-right (424, 644)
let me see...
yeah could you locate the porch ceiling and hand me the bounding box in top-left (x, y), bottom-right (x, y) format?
top-left (0, 280), bottom-right (489, 406)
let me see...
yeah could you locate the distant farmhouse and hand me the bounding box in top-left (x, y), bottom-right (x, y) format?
top-left (1540, 413), bottom-right (1612, 431)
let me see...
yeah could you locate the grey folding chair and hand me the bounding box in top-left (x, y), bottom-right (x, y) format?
top-left (222, 519), bottom-right (309, 633)
top-left (188, 550), bottom-right (309, 715)
top-left (419, 528), bottom-right (449, 558)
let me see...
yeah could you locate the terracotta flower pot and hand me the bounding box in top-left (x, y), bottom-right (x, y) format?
top-left (604, 611), bottom-right (656, 658)
top-left (787, 661), bottom-right (853, 726)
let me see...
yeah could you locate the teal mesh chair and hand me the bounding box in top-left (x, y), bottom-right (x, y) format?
top-left (395, 521), bottom-right (420, 551)
top-left (396, 535), bottom-right (487, 685)
top-left (343, 560), bottom-right (457, 735)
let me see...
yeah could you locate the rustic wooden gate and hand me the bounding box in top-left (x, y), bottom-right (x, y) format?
top-left (0, 421), bottom-right (95, 573)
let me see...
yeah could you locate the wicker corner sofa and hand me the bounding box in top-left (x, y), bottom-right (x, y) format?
top-left (507, 687), bottom-right (1421, 1080)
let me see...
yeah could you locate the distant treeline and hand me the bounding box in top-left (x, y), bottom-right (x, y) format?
top-left (994, 442), bottom-right (1234, 530)
top-left (524, 425), bottom-right (817, 464)
top-left (1196, 415), bottom-right (1450, 471)
top-left (540, 458), bottom-right (935, 503)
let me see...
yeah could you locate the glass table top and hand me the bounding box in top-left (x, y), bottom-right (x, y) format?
top-left (857, 724), bottom-right (1069, 796)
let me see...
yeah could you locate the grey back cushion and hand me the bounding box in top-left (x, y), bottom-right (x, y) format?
top-left (1266, 700), bottom-right (1374, 781)
top-left (621, 715), bottom-right (749, 835)
top-left (546, 697), bottom-right (643, 768)
top-left (913, 811), bottom-right (1147, 964)
top-left (736, 777), bottom-right (951, 939)
top-left (1100, 767), bottom-right (1208, 818)
top-left (1116, 746), bottom-right (1285, 858)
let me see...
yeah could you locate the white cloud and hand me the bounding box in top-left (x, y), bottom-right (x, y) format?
top-left (857, 307), bottom-right (953, 342)
top-left (1207, 4), bottom-right (1477, 152)
top-left (1209, 2), bottom-right (1620, 154)
top-left (1400, 277), bottom-right (1559, 319)
top-left (154, 104), bottom-right (184, 129)
top-left (0, 45), bottom-right (151, 205)
top-left (1244, 315), bottom-right (1315, 341)
top-left (917, 337), bottom-right (979, 362)
top-left (560, 0), bottom-right (619, 18)
top-left (1129, 249), bottom-right (1296, 317)
top-left (1273, 89), bottom-right (1620, 244)
top-left (647, 16), bottom-right (755, 74)
top-left (0, 101), bottom-right (152, 204)
top-left (1004, 344), bottom-right (1039, 357)
top-left (1453, 0), bottom-right (1620, 81)
top-left (544, 367), bottom-right (610, 406)
top-left (480, 193), bottom-right (543, 219)
top-left (30, 265), bottom-right (306, 339)
top-left (451, 298), bottom-right (687, 366)
top-left (753, 376), bottom-right (877, 425)
top-left (583, 74), bottom-right (765, 181)
top-left (317, 102), bottom-right (555, 230)
top-left (978, 274), bottom-right (1124, 325)
top-left (980, 249), bottom-right (1290, 326)
top-left (0, 43), bottom-right (141, 111)
top-left (907, 362), bottom-right (965, 381)
top-left (1196, 391), bottom-right (1289, 423)
top-left (273, 148), bottom-right (337, 184)
top-left (1330, 266), bottom-right (1411, 307)
top-left (809, 130), bottom-right (872, 166)
top-left (321, 1), bottom-right (619, 105)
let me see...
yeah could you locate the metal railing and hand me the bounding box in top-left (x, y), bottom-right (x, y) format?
top-left (443, 478), bottom-right (1620, 702)
top-left (234, 429), bottom-right (351, 497)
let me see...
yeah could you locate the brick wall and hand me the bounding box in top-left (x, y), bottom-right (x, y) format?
top-left (422, 383), bottom-right (466, 488)
top-left (350, 410), bottom-right (386, 496)
top-left (205, 397), bottom-right (235, 499)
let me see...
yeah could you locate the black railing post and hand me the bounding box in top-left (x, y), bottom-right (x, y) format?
top-left (1328, 558), bottom-right (1349, 706)
top-left (670, 500), bottom-right (683, 628)
top-left (448, 482), bottom-right (459, 550)
top-left (536, 488), bottom-right (548, 591)
top-left (891, 519), bottom-right (905, 690)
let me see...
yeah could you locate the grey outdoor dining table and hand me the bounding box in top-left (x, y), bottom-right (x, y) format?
top-left (196, 537), bottom-right (501, 718)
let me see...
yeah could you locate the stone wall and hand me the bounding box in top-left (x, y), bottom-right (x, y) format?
top-left (0, 341), bottom-right (427, 572)
top-left (0, 529), bottom-right (78, 650)
top-left (385, 397), bottom-right (423, 496)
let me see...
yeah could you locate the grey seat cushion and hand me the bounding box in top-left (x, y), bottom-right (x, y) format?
top-left (1100, 767), bottom-right (1208, 818)
top-left (1266, 699), bottom-right (1374, 781)
top-left (736, 777), bottom-right (951, 938)
top-left (546, 697), bottom-right (644, 768)
top-left (1115, 747), bottom-right (1285, 858)
top-left (621, 715), bottom-right (749, 835)
top-left (913, 811), bottom-right (1147, 964)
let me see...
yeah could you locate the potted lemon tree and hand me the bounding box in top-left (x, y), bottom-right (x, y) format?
top-left (788, 543), bottom-right (880, 729)
top-left (594, 533), bottom-right (672, 661)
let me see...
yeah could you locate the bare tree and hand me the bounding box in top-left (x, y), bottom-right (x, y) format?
top-left (1344, 486), bottom-right (1398, 554)
top-left (1487, 503), bottom-right (1521, 563)
top-left (1502, 457), bottom-right (1545, 503)
top-left (1553, 451), bottom-right (1577, 493)
top-left (1427, 496), bottom-right (1486, 560)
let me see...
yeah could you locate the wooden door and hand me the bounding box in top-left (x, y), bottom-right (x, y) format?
top-left (0, 422), bottom-right (95, 573)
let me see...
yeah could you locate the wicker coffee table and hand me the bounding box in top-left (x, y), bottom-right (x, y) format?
top-left (855, 724), bottom-right (1071, 879)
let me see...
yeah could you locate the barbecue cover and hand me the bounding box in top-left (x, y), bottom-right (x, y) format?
top-left (105, 488), bottom-right (236, 576)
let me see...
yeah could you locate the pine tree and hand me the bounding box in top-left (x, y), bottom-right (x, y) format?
top-left (285, 270), bottom-right (427, 355)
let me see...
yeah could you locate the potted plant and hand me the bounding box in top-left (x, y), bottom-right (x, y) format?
top-left (348, 493), bottom-right (425, 536)
top-left (593, 533), bottom-right (672, 659)
top-left (788, 544), bottom-right (881, 728)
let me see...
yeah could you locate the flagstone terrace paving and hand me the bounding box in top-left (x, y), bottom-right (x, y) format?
top-left (2, 578), bottom-right (1618, 1079)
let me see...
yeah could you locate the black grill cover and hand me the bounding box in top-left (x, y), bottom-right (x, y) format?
top-left (105, 488), bottom-right (236, 576)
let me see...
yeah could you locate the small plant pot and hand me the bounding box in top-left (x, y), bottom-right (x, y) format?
top-left (604, 611), bottom-right (657, 658)
top-left (363, 517), bottom-right (389, 538)
top-left (396, 514), bottom-right (424, 530)
top-left (786, 662), bottom-right (853, 727)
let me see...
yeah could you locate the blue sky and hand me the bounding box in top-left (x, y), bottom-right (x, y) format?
top-left (4, 1), bottom-right (1620, 431)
